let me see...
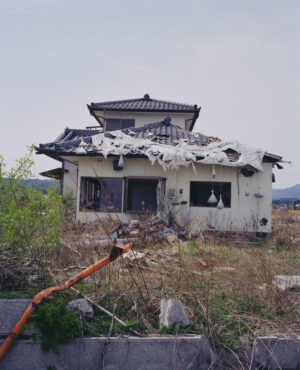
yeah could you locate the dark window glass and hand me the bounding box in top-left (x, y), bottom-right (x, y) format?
top-left (190, 182), bottom-right (231, 208)
top-left (106, 119), bottom-right (121, 131)
top-left (106, 119), bottom-right (135, 131)
top-left (100, 178), bottom-right (122, 211)
top-left (127, 179), bottom-right (158, 212)
top-left (121, 119), bottom-right (135, 129)
top-left (80, 177), bottom-right (122, 212)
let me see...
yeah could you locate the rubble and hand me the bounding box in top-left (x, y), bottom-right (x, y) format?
top-left (177, 231), bottom-right (187, 240)
top-left (213, 267), bottom-right (235, 272)
top-left (67, 299), bottom-right (94, 318)
top-left (273, 275), bottom-right (300, 291)
top-left (166, 234), bottom-right (179, 244)
top-left (123, 250), bottom-right (145, 263)
top-left (256, 284), bottom-right (268, 290)
top-left (159, 299), bottom-right (190, 328)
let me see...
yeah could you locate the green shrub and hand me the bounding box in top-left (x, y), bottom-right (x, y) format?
top-left (31, 297), bottom-right (80, 355)
top-left (0, 147), bottom-right (63, 254)
top-left (0, 147), bottom-right (63, 289)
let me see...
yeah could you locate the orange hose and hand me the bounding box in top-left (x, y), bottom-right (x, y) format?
top-left (0, 242), bottom-right (132, 363)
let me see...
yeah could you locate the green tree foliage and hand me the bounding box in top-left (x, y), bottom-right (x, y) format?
top-left (0, 146), bottom-right (63, 254)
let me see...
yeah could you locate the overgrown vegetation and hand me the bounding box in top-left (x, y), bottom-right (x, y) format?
top-left (0, 147), bottom-right (63, 290)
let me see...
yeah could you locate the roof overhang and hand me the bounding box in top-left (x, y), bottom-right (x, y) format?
top-left (35, 147), bottom-right (63, 162)
top-left (263, 152), bottom-right (283, 163)
top-left (40, 167), bottom-right (68, 180)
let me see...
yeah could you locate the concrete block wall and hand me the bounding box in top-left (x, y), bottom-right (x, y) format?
top-left (1, 300), bottom-right (299, 369)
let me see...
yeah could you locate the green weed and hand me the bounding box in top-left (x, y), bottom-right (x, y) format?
top-left (0, 291), bottom-right (33, 299)
top-left (31, 297), bottom-right (80, 355)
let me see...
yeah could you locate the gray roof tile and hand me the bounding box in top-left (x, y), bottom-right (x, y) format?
top-left (88, 94), bottom-right (199, 113)
top-left (37, 118), bottom-right (219, 158)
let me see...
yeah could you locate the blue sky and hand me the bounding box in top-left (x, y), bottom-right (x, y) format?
top-left (0, 0), bottom-right (299, 188)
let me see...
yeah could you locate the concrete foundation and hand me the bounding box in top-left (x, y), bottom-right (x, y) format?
top-left (0, 336), bottom-right (214, 370)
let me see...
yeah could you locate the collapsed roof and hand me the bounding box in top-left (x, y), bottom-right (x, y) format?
top-left (37, 118), bottom-right (282, 172)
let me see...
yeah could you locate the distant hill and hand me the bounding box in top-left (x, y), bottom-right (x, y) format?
top-left (272, 184), bottom-right (300, 201)
top-left (22, 179), bottom-right (59, 194)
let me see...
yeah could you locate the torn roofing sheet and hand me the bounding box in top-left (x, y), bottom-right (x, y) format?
top-left (38, 118), bottom-right (281, 172)
top-left (90, 130), bottom-right (265, 172)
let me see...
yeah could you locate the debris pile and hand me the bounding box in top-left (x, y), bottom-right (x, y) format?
top-left (111, 217), bottom-right (187, 244)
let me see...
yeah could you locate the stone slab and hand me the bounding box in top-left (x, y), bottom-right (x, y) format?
top-left (0, 336), bottom-right (215, 370)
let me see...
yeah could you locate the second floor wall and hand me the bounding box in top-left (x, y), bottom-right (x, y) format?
top-left (92, 110), bottom-right (197, 131)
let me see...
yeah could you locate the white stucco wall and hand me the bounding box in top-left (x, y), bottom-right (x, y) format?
top-left (63, 159), bottom-right (78, 199)
top-left (64, 155), bottom-right (273, 233)
top-left (94, 111), bottom-right (195, 131)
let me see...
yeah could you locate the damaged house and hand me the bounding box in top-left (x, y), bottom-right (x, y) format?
top-left (37, 94), bottom-right (283, 233)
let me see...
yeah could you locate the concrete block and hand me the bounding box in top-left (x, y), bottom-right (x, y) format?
top-left (254, 336), bottom-right (300, 369)
top-left (0, 336), bottom-right (215, 370)
top-left (159, 299), bottom-right (190, 327)
top-left (273, 275), bottom-right (300, 291)
top-left (67, 298), bottom-right (94, 318)
top-left (0, 299), bottom-right (34, 336)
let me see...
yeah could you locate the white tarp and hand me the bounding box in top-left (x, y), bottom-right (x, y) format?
top-left (81, 130), bottom-right (266, 172)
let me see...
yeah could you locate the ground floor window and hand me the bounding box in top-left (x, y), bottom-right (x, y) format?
top-left (80, 177), bottom-right (122, 212)
top-left (190, 181), bottom-right (231, 208)
top-left (126, 178), bottom-right (159, 212)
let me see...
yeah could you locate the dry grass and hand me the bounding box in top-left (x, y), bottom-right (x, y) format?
top-left (2, 209), bottom-right (300, 368)
top-left (45, 210), bottom-right (300, 341)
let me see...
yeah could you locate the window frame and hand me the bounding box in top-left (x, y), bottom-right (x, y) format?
top-left (189, 181), bottom-right (231, 208)
top-left (80, 177), bottom-right (123, 213)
